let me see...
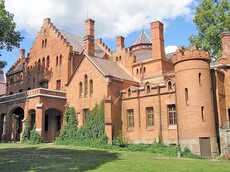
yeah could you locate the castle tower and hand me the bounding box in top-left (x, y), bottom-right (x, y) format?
top-left (172, 47), bottom-right (218, 158)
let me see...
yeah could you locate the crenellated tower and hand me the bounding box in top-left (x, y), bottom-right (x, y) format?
top-left (172, 47), bottom-right (218, 157)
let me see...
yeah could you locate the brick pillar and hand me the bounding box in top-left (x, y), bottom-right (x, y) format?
top-left (36, 104), bottom-right (45, 138)
top-left (104, 96), bottom-right (112, 143)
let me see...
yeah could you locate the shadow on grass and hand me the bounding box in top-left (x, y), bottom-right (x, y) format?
top-left (0, 146), bottom-right (118, 172)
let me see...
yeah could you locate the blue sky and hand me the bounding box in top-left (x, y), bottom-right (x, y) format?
top-left (1, 0), bottom-right (200, 74)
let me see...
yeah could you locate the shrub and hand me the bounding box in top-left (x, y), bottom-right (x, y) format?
top-left (112, 131), bottom-right (127, 148)
top-left (181, 147), bottom-right (205, 159)
top-left (29, 126), bottom-right (42, 144)
top-left (21, 119), bottom-right (30, 143)
top-left (55, 107), bottom-right (78, 144)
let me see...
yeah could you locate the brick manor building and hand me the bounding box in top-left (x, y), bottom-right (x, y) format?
top-left (0, 18), bottom-right (229, 158)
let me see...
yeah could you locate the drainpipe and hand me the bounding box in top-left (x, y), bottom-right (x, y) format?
top-left (174, 83), bottom-right (180, 145)
top-left (138, 89), bottom-right (141, 128)
top-left (157, 84), bottom-right (163, 141)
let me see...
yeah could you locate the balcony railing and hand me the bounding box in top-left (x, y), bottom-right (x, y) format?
top-left (0, 88), bottom-right (66, 104)
top-left (222, 120), bottom-right (230, 130)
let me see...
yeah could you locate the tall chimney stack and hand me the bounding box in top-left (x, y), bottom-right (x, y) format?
top-left (220, 32), bottom-right (230, 59)
top-left (116, 36), bottom-right (125, 50)
top-left (20, 49), bottom-right (25, 59)
top-left (84, 19), bottom-right (95, 56)
top-left (150, 21), bottom-right (165, 60)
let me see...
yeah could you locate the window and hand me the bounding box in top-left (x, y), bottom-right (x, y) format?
top-left (168, 81), bottom-right (172, 91)
top-left (116, 57), bottom-right (118, 62)
top-left (84, 75), bottom-right (88, 97)
top-left (147, 85), bottom-right (151, 94)
top-left (42, 57), bottom-right (45, 68)
top-left (9, 92), bottom-right (13, 95)
top-left (44, 39), bottom-right (47, 47)
top-left (140, 68), bottom-right (142, 73)
top-left (168, 104), bottom-right (177, 125)
top-left (19, 89), bottom-right (22, 92)
top-left (46, 56), bottom-right (50, 68)
top-left (79, 82), bottom-right (83, 98)
top-left (128, 88), bottom-right (131, 97)
top-left (127, 109), bottom-right (134, 128)
top-left (28, 87), bottom-right (31, 90)
top-left (143, 67), bottom-right (146, 73)
top-left (60, 55), bottom-right (62, 65)
top-left (90, 79), bottom-right (93, 96)
top-left (29, 110), bottom-right (36, 130)
top-left (45, 114), bottom-right (48, 132)
top-left (56, 80), bottom-right (61, 90)
top-left (201, 106), bottom-right (205, 122)
top-left (136, 68), bottom-right (139, 75)
top-left (56, 56), bottom-right (59, 66)
top-left (185, 88), bottom-right (188, 104)
top-left (198, 73), bottom-right (201, 84)
top-left (119, 56), bottom-right (121, 61)
top-left (83, 108), bottom-right (89, 124)
top-left (38, 59), bottom-right (41, 70)
top-left (56, 115), bottom-right (61, 131)
top-left (146, 107), bottom-right (154, 127)
top-left (42, 40), bottom-right (44, 48)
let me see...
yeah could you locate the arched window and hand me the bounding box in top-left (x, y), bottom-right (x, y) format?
top-left (143, 67), bottom-right (146, 73)
top-left (119, 56), bottom-right (121, 61)
top-left (168, 81), bottom-right (172, 91)
top-left (79, 82), bottom-right (83, 98)
top-left (42, 40), bottom-right (44, 48)
top-left (136, 68), bottom-right (139, 75)
top-left (84, 75), bottom-right (88, 96)
top-left (147, 85), bottom-right (151, 94)
top-left (38, 59), bottom-right (41, 70)
top-left (90, 79), bottom-right (93, 96)
top-left (60, 55), bottom-right (62, 65)
top-left (44, 39), bottom-right (47, 47)
top-left (116, 57), bottom-right (118, 62)
top-left (56, 56), bottom-right (58, 66)
top-left (128, 88), bottom-right (131, 97)
top-left (42, 57), bottom-right (45, 68)
top-left (140, 68), bottom-right (142, 74)
top-left (46, 56), bottom-right (50, 68)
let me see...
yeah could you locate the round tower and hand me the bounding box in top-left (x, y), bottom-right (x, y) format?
top-left (172, 47), bottom-right (218, 157)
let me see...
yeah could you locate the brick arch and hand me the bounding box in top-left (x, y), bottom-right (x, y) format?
top-left (0, 113), bottom-right (6, 142)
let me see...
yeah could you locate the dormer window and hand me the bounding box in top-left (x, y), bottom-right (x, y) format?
top-left (128, 88), bottom-right (131, 97)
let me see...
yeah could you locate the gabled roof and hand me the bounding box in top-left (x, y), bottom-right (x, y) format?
top-left (132, 30), bottom-right (152, 46)
top-left (59, 30), bottom-right (84, 53)
top-left (88, 56), bottom-right (138, 83)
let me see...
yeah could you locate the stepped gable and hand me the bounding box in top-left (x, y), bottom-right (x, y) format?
top-left (88, 56), bottom-right (138, 83)
top-left (132, 30), bottom-right (152, 46)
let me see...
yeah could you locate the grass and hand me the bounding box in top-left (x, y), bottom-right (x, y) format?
top-left (0, 143), bottom-right (229, 172)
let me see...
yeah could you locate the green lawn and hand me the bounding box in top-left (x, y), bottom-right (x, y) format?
top-left (0, 143), bottom-right (229, 172)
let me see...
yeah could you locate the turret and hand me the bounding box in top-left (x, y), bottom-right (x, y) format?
top-left (172, 47), bottom-right (218, 157)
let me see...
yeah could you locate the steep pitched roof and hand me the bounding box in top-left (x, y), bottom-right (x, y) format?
top-left (132, 49), bottom-right (152, 62)
top-left (59, 30), bottom-right (84, 53)
top-left (88, 56), bottom-right (138, 82)
top-left (59, 30), bottom-right (106, 58)
top-left (7, 60), bottom-right (24, 76)
top-left (132, 30), bottom-right (152, 46)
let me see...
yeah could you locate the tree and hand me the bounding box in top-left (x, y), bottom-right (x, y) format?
top-left (189, 0), bottom-right (230, 60)
top-left (0, 0), bottom-right (23, 68)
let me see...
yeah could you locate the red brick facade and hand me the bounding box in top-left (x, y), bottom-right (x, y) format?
top-left (0, 18), bottom-right (229, 158)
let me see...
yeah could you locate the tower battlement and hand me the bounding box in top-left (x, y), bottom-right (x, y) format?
top-left (172, 47), bottom-right (210, 65)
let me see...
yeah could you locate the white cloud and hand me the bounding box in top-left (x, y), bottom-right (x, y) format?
top-left (5, 0), bottom-right (194, 38)
top-left (165, 46), bottom-right (178, 54)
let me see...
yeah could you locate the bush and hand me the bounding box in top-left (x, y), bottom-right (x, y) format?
top-left (29, 126), bottom-right (42, 144)
top-left (55, 107), bottom-right (78, 144)
top-left (112, 131), bottom-right (127, 148)
top-left (181, 147), bottom-right (205, 159)
top-left (21, 119), bottom-right (30, 143)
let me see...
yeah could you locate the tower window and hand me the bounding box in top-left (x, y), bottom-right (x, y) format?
top-left (46, 56), bottom-right (50, 68)
top-left (56, 56), bottom-right (59, 66)
top-left (84, 74), bottom-right (88, 97)
top-left (128, 88), bottom-right (131, 97)
top-left (168, 81), bottom-right (172, 91)
top-left (143, 67), bottom-right (146, 73)
top-left (198, 73), bottom-right (201, 84)
top-left (89, 79), bottom-right (93, 96)
top-left (60, 55), bottom-right (62, 65)
top-left (201, 106), bottom-right (205, 122)
top-left (79, 82), bottom-right (83, 98)
top-left (185, 88), bottom-right (188, 104)
top-left (136, 68), bottom-right (139, 75)
top-left (147, 85), bottom-right (151, 94)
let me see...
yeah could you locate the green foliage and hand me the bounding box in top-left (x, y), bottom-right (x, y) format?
top-left (77, 102), bottom-right (108, 145)
top-left (55, 107), bottom-right (78, 144)
top-left (21, 119), bottom-right (30, 143)
top-left (190, 0), bottom-right (230, 60)
top-left (0, 0), bottom-right (23, 54)
top-left (181, 147), bottom-right (205, 159)
top-left (0, 61), bottom-right (7, 68)
top-left (29, 126), bottom-right (42, 144)
top-left (112, 131), bottom-right (127, 148)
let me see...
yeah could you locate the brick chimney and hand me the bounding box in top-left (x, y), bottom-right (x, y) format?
top-left (150, 21), bottom-right (165, 60)
top-left (116, 36), bottom-right (125, 50)
top-left (20, 49), bottom-right (25, 60)
top-left (220, 32), bottom-right (230, 59)
top-left (84, 19), bottom-right (95, 56)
